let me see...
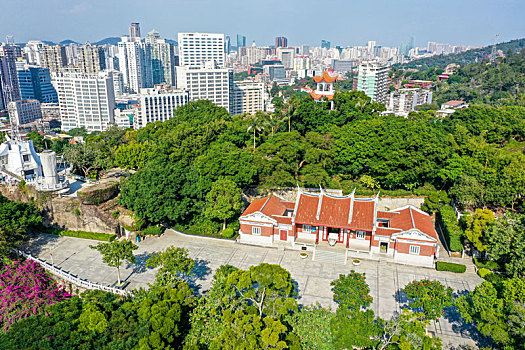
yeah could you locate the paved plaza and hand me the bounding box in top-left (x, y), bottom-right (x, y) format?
top-left (23, 230), bottom-right (485, 348)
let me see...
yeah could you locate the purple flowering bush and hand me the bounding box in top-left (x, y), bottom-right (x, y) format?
top-left (0, 260), bottom-right (71, 332)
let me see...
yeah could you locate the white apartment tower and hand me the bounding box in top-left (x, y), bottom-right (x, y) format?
top-left (386, 88), bottom-right (433, 116)
top-left (138, 84), bottom-right (189, 128)
top-left (356, 60), bottom-right (389, 104)
top-left (231, 81), bottom-right (264, 116)
top-left (52, 71), bottom-right (116, 132)
top-left (7, 100), bottom-right (42, 125)
top-left (77, 44), bottom-right (106, 74)
top-left (118, 36), bottom-right (153, 94)
top-left (176, 61), bottom-right (232, 112)
top-left (178, 33), bottom-right (226, 67)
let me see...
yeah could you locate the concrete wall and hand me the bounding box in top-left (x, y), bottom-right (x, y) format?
top-left (239, 232), bottom-right (273, 246)
top-left (377, 197), bottom-right (425, 211)
top-left (394, 252), bottom-right (434, 268)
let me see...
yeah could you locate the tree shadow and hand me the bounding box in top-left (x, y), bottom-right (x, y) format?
top-left (20, 231), bottom-right (62, 258)
top-left (443, 290), bottom-right (491, 348)
top-left (129, 251), bottom-right (153, 274)
top-left (291, 278), bottom-right (300, 300)
top-left (187, 258), bottom-right (211, 294)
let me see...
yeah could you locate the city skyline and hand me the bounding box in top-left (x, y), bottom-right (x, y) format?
top-left (0, 0), bottom-right (523, 48)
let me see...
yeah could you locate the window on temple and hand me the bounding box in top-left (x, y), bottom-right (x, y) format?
top-left (356, 231), bottom-right (366, 239)
top-left (409, 245), bottom-right (420, 255)
top-left (377, 219), bottom-right (390, 228)
top-left (303, 225), bottom-right (311, 233)
top-left (252, 227), bottom-right (261, 235)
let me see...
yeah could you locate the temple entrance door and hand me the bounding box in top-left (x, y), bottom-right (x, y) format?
top-left (280, 230), bottom-right (287, 241)
top-left (380, 242), bottom-right (388, 253)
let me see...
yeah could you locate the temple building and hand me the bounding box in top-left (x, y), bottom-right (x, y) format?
top-left (239, 188), bottom-right (439, 268)
top-left (309, 71), bottom-right (337, 109)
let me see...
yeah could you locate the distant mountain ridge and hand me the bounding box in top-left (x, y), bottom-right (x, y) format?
top-left (15, 37), bottom-right (178, 47)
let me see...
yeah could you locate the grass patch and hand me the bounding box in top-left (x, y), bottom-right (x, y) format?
top-left (436, 261), bottom-right (466, 273)
top-left (42, 227), bottom-right (115, 242)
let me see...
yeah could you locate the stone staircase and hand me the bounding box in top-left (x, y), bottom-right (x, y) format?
top-left (313, 248), bottom-right (347, 265)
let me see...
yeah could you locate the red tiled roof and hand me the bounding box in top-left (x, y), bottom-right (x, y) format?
top-left (351, 200), bottom-right (376, 231)
top-left (241, 195), bottom-right (292, 218)
top-left (313, 71), bottom-right (337, 83)
top-left (310, 91), bottom-right (334, 101)
top-left (294, 192), bottom-right (375, 231)
top-left (242, 196), bottom-right (269, 216)
top-left (377, 211), bottom-right (400, 219)
top-left (444, 100), bottom-right (464, 106)
top-left (272, 216), bottom-right (292, 225)
top-left (375, 227), bottom-right (402, 237)
top-left (389, 207), bottom-right (437, 239)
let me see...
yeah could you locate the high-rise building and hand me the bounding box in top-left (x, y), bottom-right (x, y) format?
top-left (321, 40), bottom-right (331, 49)
top-left (117, 36), bottom-right (153, 93)
top-left (275, 37), bottom-right (288, 48)
top-left (178, 33), bottom-right (226, 67)
top-left (52, 71), bottom-right (116, 132)
top-left (146, 30), bottom-right (176, 85)
top-left (129, 23), bottom-right (141, 39)
top-left (236, 34), bottom-right (246, 49)
top-left (276, 47), bottom-right (295, 69)
top-left (230, 81), bottom-right (264, 116)
top-left (263, 64), bottom-right (286, 81)
top-left (225, 35), bottom-right (231, 53)
top-left (0, 44), bottom-right (21, 110)
top-left (77, 44), bottom-right (106, 74)
top-left (64, 43), bottom-right (79, 66)
top-left (176, 61), bottom-right (232, 112)
top-left (17, 65), bottom-right (58, 103)
top-left (138, 84), bottom-right (189, 127)
top-left (23, 41), bottom-right (45, 65)
top-left (40, 45), bottom-right (67, 73)
top-left (238, 46), bottom-right (271, 65)
top-left (356, 60), bottom-right (389, 104)
top-left (7, 100), bottom-right (42, 125)
top-left (299, 45), bottom-right (310, 55)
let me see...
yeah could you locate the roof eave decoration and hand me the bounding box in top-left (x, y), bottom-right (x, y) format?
top-left (313, 71), bottom-right (338, 84)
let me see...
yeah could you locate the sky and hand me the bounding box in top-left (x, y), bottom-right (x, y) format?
top-left (0, 0), bottom-right (524, 48)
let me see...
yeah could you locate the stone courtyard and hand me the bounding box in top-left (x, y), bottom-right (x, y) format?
top-left (23, 229), bottom-right (485, 348)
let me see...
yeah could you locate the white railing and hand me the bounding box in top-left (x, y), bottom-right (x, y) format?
top-left (14, 249), bottom-right (130, 296)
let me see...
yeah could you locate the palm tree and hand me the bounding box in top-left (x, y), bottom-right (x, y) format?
top-left (246, 112), bottom-right (265, 149)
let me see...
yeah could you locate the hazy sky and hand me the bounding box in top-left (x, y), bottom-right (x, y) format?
top-left (0, 0), bottom-right (524, 47)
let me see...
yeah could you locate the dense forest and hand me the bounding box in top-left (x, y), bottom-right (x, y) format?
top-left (30, 91), bottom-right (520, 237)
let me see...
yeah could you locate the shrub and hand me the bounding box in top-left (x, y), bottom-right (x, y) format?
top-left (42, 227), bottom-right (115, 242)
top-left (111, 210), bottom-right (120, 219)
top-left (143, 226), bottom-right (163, 236)
top-left (222, 228), bottom-right (235, 238)
top-left (473, 258), bottom-right (501, 271)
top-left (484, 272), bottom-right (506, 284)
top-left (0, 260), bottom-right (71, 331)
top-left (437, 205), bottom-right (463, 252)
top-left (477, 268), bottom-right (490, 278)
top-left (436, 261), bottom-right (466, 273)
top-left (72, 208), bottom-right (81, 215)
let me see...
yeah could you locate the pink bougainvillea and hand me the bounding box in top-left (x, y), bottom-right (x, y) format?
top-left (0, 260), bottom-right (71, 331)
